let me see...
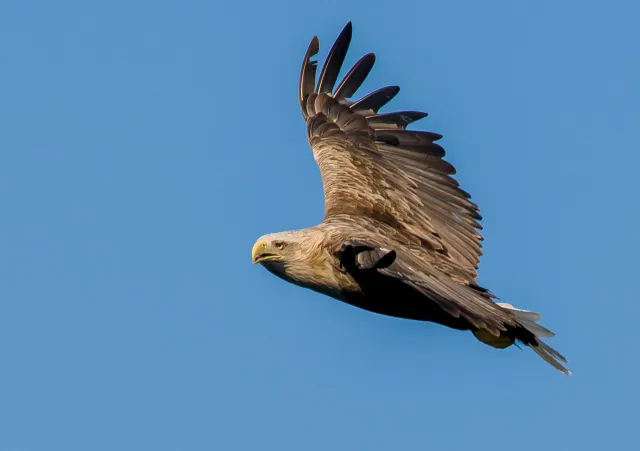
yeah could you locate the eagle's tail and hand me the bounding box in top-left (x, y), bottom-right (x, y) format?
top-left (473, 302), bottom-right (571, 375)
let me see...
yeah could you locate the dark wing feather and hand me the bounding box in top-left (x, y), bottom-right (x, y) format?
top-left (367, 111), bottom-right (428, 129)
top-left (299, 37), bottom-right (319, 114)
top-left (299, 22), bottom-right (483, 279)
top-left (350, 86), bottom-right (400, 114)
top-left (334, 53), bottom-right (375, 100)
top-left (316, 22), bottom-right (353, 94)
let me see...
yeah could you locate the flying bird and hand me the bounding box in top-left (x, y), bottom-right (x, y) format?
top-left (252, 22), bottom-right (570, 375)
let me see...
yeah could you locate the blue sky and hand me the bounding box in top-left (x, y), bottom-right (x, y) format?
top-left (1, 1), bottom-right (638, 450)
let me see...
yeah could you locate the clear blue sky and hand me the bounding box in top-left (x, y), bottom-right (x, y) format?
top-left (1, 1), bottom-right (638, 450)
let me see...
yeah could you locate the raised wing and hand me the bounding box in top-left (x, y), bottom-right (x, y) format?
top-left (299, 22), bottom-right (484, 281)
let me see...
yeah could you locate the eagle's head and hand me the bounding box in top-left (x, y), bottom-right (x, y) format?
top-left (252, 231), bottom-right (314, 277)
top-left (251, 229), bottom-right (342, 296)
top-left (252, 232), bottom-right (294, 263)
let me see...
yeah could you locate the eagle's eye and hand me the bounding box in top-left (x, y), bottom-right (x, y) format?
top-left (274, 241), bottom-right (285, 250)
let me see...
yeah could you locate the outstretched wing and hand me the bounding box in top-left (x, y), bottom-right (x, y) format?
top-left (380, 254), bottom-right (570, 375)
top-left (299, 22), bottom-right (483, 281)
top-left (337, 239), bottom-right (570, 375)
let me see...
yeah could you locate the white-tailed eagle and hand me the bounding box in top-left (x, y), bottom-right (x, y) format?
top-left (252, 22), bottom-right (570, 375)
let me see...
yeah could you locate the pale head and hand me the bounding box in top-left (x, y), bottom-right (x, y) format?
top-left (251, 231), bottom-right (306, 266)
top-left (251, 228), bottom-right (339, 292)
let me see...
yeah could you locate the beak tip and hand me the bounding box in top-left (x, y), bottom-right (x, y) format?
top-left (251, 239), bottom-right (264, 264)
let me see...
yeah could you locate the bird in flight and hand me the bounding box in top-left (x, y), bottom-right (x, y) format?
top-left (252, 22), bottom-right (570, 375)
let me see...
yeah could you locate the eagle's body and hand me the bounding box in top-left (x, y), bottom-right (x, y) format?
top-left (252, 22), bottom-right (570, 375)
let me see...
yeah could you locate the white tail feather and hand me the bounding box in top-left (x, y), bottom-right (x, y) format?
top-left (497, 302), bottom-right (571, 375)
top-left (496, 302), bottom-right (554, 338)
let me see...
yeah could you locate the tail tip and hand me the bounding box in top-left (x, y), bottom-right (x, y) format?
top-left (497, 302), bottom-right (571, 375)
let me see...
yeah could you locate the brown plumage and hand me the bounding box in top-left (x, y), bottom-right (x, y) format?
top-left (252, 22), bottom-right (570, 375)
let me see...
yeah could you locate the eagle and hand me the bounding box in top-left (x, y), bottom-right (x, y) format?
top-left (252, 22), bottom-right (570, 375)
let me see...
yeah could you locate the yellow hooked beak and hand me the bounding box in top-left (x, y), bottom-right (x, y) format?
top-left (252, 239), bottom-right (282, 264)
